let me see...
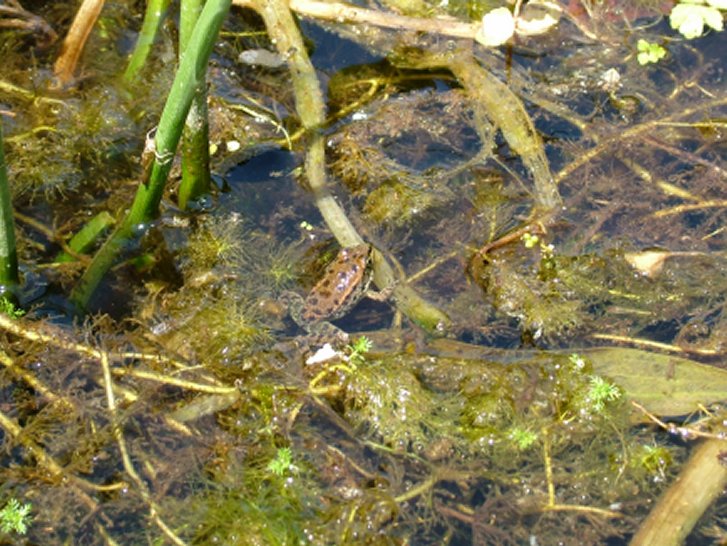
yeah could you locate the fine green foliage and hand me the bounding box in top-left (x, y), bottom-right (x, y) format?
top-left (507, 427), bottom-right (538, 450)
top-left (584, 375), bottom-right (622, 414)
top-left (266, 447), bottom-right (294, 476)
top-left (343, 357), bottom-right (448, 450)
top-left (186, 443), bottom-right (317, 544)
top-left (670, 0), bottom-right (725, 39)
top-left (346, 335), bottom-right (373, 365)
top-left (637, 39), bottom-right (667, 65)
top-left (0, 297), bottom-right (24, 318)
top-left (632, 444), bottom-right (673, 479)
top-left (2, 0), bottom-right (726, 542)
top-left (0, 499), bottom-right (32, 535)
top-left (485, 235), bottom-right (583, 339)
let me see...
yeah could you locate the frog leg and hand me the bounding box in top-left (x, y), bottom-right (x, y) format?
top-left (365, 281), bottom-right (396, 302)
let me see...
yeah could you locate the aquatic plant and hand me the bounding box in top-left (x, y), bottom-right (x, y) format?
top-left (0, 498), bottom-right (32, 535)
top-left (0, 0), bottom-right (725, 544)
top-left (0, 297), bottom-right (24, 318)
top-left (71, 0), bottom-right (232, 309)
top-left (266, 446), bottom-right (294, 476)
top-left (636, 39), bottom-right (667, 65)
top-left (346, 335), bottom-right (373, 365)
top-left (0, 119), bottom-right (18, 299)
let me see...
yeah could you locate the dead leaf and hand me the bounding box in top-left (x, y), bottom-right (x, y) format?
top-left (585, 346), bottom-right (727, 416)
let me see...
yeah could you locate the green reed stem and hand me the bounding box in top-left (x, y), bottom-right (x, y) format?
top-left (71, 0), bottom-right (231, 309)
top-left (55, 211), bottom-right (115, 263)
top-left (0, 119), bottom-right (19, 297)
top-left (123, 0), bottom-right (173, 85)
top-left (178, 0), bottom-right (211, 210)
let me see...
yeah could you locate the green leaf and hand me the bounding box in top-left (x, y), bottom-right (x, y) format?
top-left (267, 447), bottom-right (293, 476)
top-left (586, 347), bottom-right (727, 416)
top-left (0, 298), bottom-right (24, 319)
top-left (636, 39), bottom-right (667, 65)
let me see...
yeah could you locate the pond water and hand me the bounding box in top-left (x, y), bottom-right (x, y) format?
top-left (0, 1), bottom-right (726, 544)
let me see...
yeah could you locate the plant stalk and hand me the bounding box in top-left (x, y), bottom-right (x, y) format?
top-left (178, 0), bottom-right (211, 210)
top-left (123, 0), bottom-right (173, 85)
top-left (71, 0), bottom-right (232, 309)
top-left (0, 118), bottom-right (19, 297)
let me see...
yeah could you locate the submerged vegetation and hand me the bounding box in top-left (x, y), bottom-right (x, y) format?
top-left (0, 498), bottom-right (32, 536)
top-left (0, 0), bottom-right (725, 544)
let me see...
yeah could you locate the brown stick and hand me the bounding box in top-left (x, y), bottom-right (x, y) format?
top-left (233, 0), bottom-right (479, 40)
top-left (629, 437), bottom-right (727, 546)
top-left (53, 0), bottom-right (105, 86)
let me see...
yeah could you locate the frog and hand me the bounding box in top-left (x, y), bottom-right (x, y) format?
top-left (279, 244), bottom-right (389, 344)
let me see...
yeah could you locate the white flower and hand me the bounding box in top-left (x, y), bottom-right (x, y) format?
top-left (476, 7), bottom-right (515, 47)
top-left (670, 3), bottom-right (724, 39)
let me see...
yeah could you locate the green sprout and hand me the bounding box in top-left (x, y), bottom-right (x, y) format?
top-left (670, 0), bottom-right (724, 39)
top-left (521, 231), bottom-right (557, 279)
top-left (266, 447), bottom-right (294, 476)
top-left (568, 353), bottom-right (587, 370)
top-left (0, 498), bottom-right (32, 535)
top-left (508, 427), bottom-right (538, 450)
top-left (0, 298), bottom-right (24, 319)
top-left (636, 39), bottom-right (666, 65)
top-left (585, 376), bottom-right (621, 413)
top-left (347, 335), bottom-right (373, 365)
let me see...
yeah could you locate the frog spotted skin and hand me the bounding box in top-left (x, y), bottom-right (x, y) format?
top-left (280, 244), bottom-right (374, 343)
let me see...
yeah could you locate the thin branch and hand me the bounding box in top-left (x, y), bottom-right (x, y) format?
top-left (99, 349), bottom-right (187, 545)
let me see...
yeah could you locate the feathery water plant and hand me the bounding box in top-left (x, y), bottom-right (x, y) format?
top-left (0, 498), bottom-right (32, 535)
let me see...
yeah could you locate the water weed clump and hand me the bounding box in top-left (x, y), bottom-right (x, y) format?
top-left (184, 213), bottom-right (247, 272)
top-left (181, 444), bottom-right (319, 545)
top-left (629, 444), bottom-right (674, 482)
top-left (342, 356), bottom-right (450, 451)
top-left (482, 249), bottom-right (585, 341)
top-left (0, 498), bottom-right (32, 535)
top-left (0, 298), bottom-right (24, 319)
top-left (149, 296), bottom-right (270, 368)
